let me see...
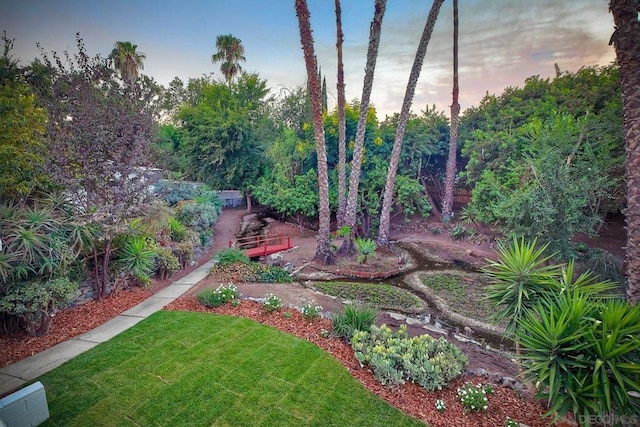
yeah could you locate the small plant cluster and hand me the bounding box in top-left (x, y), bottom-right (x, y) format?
top-left (331, 304), bottom-right (377, 340)
top-left (196, 283), bottom-right (239, 308)
top-left (354, 238), bottom-right (377, 264)
top-left (351, 324), bottom-right (468, 391)
top-left (300, 302), bottom-right (323, 320)
top-left (262, 293), bottom-right (283, 312)
top-left (435, 399), bottom-right (446, 412)
top-left (456, 382), bottom-right (493, 413)
top-left (505, 417), bottom-right (519, 427)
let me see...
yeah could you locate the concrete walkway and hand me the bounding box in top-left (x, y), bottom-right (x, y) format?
top-left (0, 259), bottom-right (216, 397)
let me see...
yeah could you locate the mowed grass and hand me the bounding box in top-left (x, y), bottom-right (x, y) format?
top-left (38, 311), bottom-right (423, 427)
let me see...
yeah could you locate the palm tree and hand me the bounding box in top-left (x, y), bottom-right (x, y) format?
top-left (377, 0), bottom-right (444, 247)
top-left (109, 41), bottom-right (146, 85)
top-left (335, 0), bottom-right (347, 227)
top-left (341, 0), bottom-right (387, 255)
top-left (294, 0), bottom-right (334, 264)
top-left (442, 0), bottom-right (459, 222)
top-left (609, 0), bottom-right (640, 303)
top-left (211, 34), bottom-right (246, 83)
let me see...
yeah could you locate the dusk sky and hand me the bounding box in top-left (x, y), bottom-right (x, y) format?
top-left (3, 0), bottom-right (616, 118)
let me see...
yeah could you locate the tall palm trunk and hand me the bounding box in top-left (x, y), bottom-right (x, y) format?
top-left (377, 0), bottom-right (445, 247)
top-left (335, 0), bottom-right (347, 227)
top-left (609, 0), bottom-right (640, 302)
top-left (341, 0), bottom-right (387, 254)
top-left (442, 0), bottom-right (459, 222)
top-left (295, 0), bottom-right (335, 264)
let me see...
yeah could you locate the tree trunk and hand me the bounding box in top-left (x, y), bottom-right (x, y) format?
top-left (335, 0), bottom-right (347, 228)
top-left (442, 0), bottom-right (460, 222)
top-left (92, 247), bottom-right (103, 300)
top-left (295, 0), bottom-right (335, 264)
top-left (609, 0), bottom-right (640, 302)
top-left (340, 0), bottom-right (387, 256)
top-left (101, 238), bottom-right (111, 300)
top-left (377, 0), bottom-right (445, 246)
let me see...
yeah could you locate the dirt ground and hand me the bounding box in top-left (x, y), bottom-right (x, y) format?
top-left (195, 207), bottom-right (626, 382)
top-left (193, 209), bottom-right (521, 379)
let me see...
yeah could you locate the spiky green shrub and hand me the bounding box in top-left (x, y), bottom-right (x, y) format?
top-left (212, 248), bottom-right (250, 266)
top-left (331, 304), bottom-right (377, 340)
top-left (517, 291), bottom-right (640, 424)
top-left (482, 237), bottom-right (561, 337)
top-left (355, 238), bottom-right (377, 264)
top-left (168, 216), bottom-right (189, 242)
top-left (114, 235), bottom-right (157, 286)
top-left (351, 324), bottom-right (468, 391)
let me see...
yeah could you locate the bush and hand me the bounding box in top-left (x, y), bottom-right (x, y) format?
top-left (253, 264), bottom-right (292, 283)
top-left (351, 324), bottom-right (468, 391)
top-left (175, 201), bottom-right (220, 236)
top-left (331, 304), bottom-right (377, 340)
top-left (450, 224), bottom-right (467, 240)
top-left (262, 293), bottom-right (283, 312)
top-left (174, 241), bottom-right (195, 269)
top-left (155, 247), bottom-right (180, 280)
top-left (212, 248), bottom-right (250, 266)
top-left (0, 278), bottom-right (77, 335)
top-left (154, 181), bottom-right (222, 209)
top-left (196, 283), bottom-right (239, 308)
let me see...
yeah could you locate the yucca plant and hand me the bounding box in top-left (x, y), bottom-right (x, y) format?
top-left (482, 237), bottom-right (561, 340)
top-left (517, 290), bottom-right (640, 424)
top-left (355, 238), bottom-right (377, 264)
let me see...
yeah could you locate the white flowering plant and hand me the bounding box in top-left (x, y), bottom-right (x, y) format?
top-left (435, 399), bottom-right (446, 412)
top-left (196, 283), bottom-right (239, 307)
top-left (457, 382), bottom-right (492, 413)
top-left (301, 302), bottom-right (323, 320)
top-left (262, 293), bottom-right (283, 312)
top-left (505, 417), bottom-right (519, 427)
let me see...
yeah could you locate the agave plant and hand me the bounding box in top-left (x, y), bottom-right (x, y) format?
top-left (114, 235), bottom-right (157, 286)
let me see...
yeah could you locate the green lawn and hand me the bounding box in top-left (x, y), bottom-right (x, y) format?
top-left (38, 311), bottom-right (423, 426)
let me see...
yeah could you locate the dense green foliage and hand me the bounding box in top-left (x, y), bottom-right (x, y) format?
top-left (461, 66), bottom-right (623, 258)
top-left (39, 311), bottom-right (423, 426)
top-left (0, 35), bottom-right (48, 200)
top-left (352, 324), bottom-right (468, 390)
top-left (177, 73), bottom-right (274, 193)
